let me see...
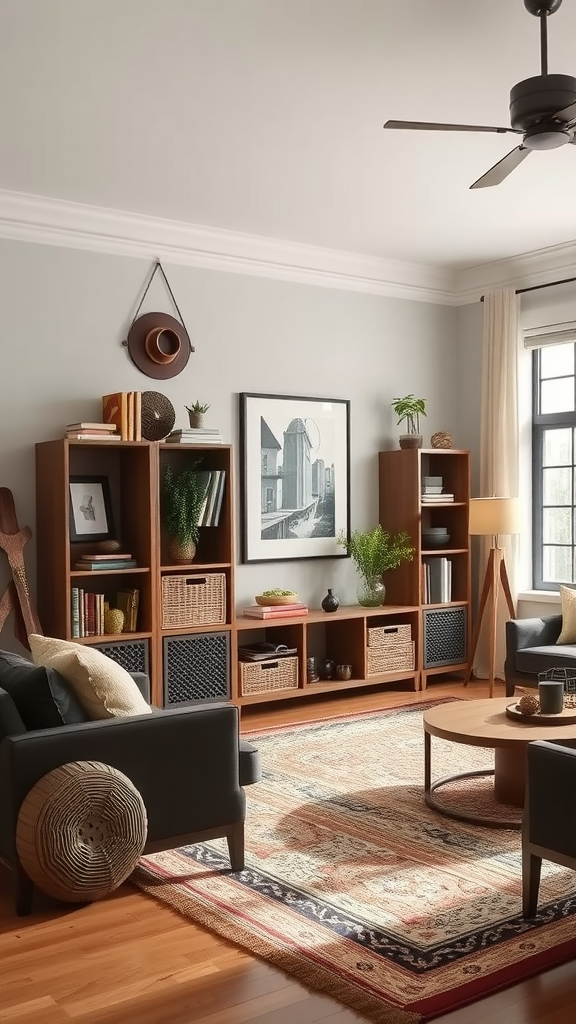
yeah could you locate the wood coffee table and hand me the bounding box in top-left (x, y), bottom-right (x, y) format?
top-left (423, 697), bottom-right (576, 829)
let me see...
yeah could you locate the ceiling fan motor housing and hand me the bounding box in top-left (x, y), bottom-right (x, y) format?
top-left (510, 74), bottom-right (576, 129)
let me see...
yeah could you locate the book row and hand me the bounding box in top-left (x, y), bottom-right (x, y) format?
top-left (102, 392), bottom-right (143, 441)
top-left (198, 470), bottom-right (226, 527)
top-left (71, 587), bottom-right (140, 637)
top-left (422, 557), bottom-right (452, 604)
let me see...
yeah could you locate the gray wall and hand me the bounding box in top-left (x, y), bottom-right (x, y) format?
top-left (0, 237), bottom-right (468, 649)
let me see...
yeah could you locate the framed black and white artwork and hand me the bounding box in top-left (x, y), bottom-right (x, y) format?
top-left (69, 476), bottom-right (114, 542)
top-left (240, 392), bottom-right (350, 563)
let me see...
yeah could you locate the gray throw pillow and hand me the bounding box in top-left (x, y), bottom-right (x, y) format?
top-left (0, 649), bottom-right (89, 729)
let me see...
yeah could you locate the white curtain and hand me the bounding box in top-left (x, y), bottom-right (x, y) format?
top-left (473, 288), bottom-right (520, 679)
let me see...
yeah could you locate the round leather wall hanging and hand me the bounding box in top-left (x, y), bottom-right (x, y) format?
top-left (126, 312), bottom-right (191, 380)
top-left (141, 391), bottom-right (176, 441)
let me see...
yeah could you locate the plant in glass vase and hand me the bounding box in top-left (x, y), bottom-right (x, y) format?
top-left (391, 394), bottom-right (427, 449)
top-left (337, 525), bottom-right (414, 606)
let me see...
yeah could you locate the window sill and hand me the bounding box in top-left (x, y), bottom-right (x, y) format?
top-left (517, 589), bottom-right (560, 605)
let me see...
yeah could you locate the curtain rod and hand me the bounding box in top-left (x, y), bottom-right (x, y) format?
top-left (480, 274), bottom-right (576, 302)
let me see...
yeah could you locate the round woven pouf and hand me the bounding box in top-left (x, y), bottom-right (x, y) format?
top-left (16, 761), bottom-right (147, 904)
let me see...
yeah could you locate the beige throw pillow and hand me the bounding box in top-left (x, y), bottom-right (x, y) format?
top-left (29, 635), bottom-right (152, 720)
top-left (556, 586), bottom-right (576, 645)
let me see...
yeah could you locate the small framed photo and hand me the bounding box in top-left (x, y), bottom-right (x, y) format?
top-left (240, 392), bottom-right (350, 563)
top-left (69, 476), bottom-right (114, 542)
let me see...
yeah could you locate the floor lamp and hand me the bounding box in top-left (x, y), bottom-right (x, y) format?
top-left (468, 497), bottom-right (521, 697)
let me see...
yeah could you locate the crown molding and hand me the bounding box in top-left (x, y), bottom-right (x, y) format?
top-left (0, 187), bottom-right (573, 305)
top-left (453, 239), bottom-right (576, 305)
top-left (0, 188), bottom-right (457, 305)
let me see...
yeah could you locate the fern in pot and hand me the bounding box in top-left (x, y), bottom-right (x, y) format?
top-left (337, 525), bottom-right (414, 606)
top-left (161, 462), bottom-right (208, 563)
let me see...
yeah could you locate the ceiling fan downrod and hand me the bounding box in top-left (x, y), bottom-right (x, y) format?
top-left (524, 0), bottom-right (563, 75)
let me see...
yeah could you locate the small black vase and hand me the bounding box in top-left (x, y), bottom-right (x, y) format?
top-left (318, 658), bottom-right (336, 680)
top-left (321, 588), bottom-right (340, 613)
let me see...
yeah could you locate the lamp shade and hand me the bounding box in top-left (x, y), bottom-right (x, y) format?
top-left (468, 497), bottom-right (521, 537)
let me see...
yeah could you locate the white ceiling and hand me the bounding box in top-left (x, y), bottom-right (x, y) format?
top-left (3, 0), bottom-right (576, 274)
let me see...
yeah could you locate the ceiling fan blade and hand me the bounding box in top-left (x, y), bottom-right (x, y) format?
top-left (383, 119), bottom-right (521, 134)
top-left (469, 146), bottom-right (531, 189)
top-left (553, 100), bottom-right (576, 125)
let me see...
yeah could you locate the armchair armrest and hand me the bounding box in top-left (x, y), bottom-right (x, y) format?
top-left (0, 702), bottom-right (244, 860)
top-left (525, 740), bottom-right (576, 856)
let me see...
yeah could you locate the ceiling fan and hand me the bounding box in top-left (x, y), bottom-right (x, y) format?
top-left (383, 0), bottom-right (576, 188)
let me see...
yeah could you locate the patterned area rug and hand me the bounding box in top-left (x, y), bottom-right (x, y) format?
top-left (133, 700), bottom-right (576, 1023)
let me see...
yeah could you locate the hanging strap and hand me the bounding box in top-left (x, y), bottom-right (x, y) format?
top-left (124, 260), bottom-right (195, 352)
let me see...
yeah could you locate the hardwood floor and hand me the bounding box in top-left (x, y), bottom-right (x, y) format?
top-left (2, 680), bottom-right (576, 1024)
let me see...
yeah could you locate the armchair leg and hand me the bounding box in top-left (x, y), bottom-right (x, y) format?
top-left (522, 851), bottom-right (542, 918)
top-left (15, 862), bottom-right (34, 916)
top-left (226, 821), bottom-right (245, 872)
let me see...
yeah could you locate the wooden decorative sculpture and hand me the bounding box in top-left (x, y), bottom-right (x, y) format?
top-left (0, 488), bottom-right (42, 648)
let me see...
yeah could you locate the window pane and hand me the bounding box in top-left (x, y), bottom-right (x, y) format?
top-left (543, 507), bottom-right (572, 544)
top-left (543, 545), bottom-right (572, 583)
top-left (543, 466), bottom-right (572, 505)
top-left (541, 377), bottom-right (574, 414)
top-left (540, 343), bottom-right (574, 379)
top-left (543, 428), bottom-right (572, 466)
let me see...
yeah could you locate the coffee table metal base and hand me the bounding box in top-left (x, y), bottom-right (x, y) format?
top-left (424, 731), bottom-right (521, 830)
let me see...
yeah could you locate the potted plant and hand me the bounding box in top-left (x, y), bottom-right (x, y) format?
top-left (391, 394), bottom-right (427, 449)
top-left (185, 401), bottom-right (210, 429)
top-left (337, 525), bottom-right (414, 606)
top-left (161, 462), bottom-right (208, 562)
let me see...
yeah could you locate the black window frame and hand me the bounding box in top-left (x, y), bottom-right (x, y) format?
top-left (532, 344), bottom-right (576, 590)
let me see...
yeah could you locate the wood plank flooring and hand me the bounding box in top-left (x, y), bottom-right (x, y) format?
top-left (2, 680), bottom-right (576, 1023)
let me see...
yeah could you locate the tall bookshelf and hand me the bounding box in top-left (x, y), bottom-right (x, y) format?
top-left (35, 439), bottom-right (234, 707)
top-left (378, 448), bottom-right (471, 688)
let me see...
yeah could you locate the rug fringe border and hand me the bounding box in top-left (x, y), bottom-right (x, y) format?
top-left (131, 864), bottom-right (422, 1024)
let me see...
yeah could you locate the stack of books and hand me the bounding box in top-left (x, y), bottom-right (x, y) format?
top-left (198, 470), bottom-right (226, 527)
top-left (74, 553), bottom-right (137, 570)
top-left (102, 392), bottom-right (142, 441)
top-left (238, 642), bottom-right (298, 661)
top-left (241, 601), bottom-right (308, 619)
top-left (421, 475), bottom-right (455, 503)
top-left (165, 427), bottom-right (222, 444)
top-left (65, 422), bottom-right (120, 441)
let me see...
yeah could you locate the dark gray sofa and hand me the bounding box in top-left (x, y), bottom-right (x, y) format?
top-left (504, 614), bottom-right (576, 697)
top-left (0, 649), bottom-right (261, 914)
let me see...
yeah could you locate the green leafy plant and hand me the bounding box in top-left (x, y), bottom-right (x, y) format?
top-left (337, 525), bottom-right (414, 581)
top-left (185, 400), bottom-right (210, 415)
top-left (261, 589), bottom-right (297, 597)
top-left (161, 462), bottom-right (208, 546)
top-left (391, 394), bottom-right (427, 435)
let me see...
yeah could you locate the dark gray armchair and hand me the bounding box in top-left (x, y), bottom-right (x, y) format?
top-left (523, 740), bottom-right (576, 917)
top-left (504, 614), bottom-right (576, 696)
top-left (0, 649), bottom-right (260, 915)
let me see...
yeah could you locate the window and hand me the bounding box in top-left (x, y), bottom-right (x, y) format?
top-left (532, 341), bottom-right (576, 589)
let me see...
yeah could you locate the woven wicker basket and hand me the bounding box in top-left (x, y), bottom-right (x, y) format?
top-left (367, 623), bottom-right (412, 647)
top-left (367, 640), bottom-right (415, 675)
top-left (161, 572), bottom-right (226, 628)
top-left (240, 656), bottom-right (299, 695)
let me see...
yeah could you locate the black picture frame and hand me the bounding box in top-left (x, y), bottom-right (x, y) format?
top-left (240, 392), bottom-right (350, 563)
top-left (69, 475), bottom-right (114, 542)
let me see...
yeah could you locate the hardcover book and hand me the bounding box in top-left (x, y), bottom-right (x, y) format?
top-left (102, 392), bottom-right (129, 440)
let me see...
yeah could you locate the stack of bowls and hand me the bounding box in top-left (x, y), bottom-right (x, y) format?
top-left (422, 526), bottom-right (450, 547)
